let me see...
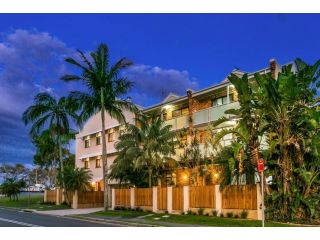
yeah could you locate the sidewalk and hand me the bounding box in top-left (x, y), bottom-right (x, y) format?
top-left (37, 208), bottom-right (104, 216)
top-left (75, 213), bottom-right (203, 227)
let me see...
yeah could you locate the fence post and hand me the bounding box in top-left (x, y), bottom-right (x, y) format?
top-left (183, 185), bottom-right (189, 214)
top-left (130, 188), bottom-right (135, 209)
top-left (152, 187), bottom-right (158, 213)
top-left (257, 183), bottom-right (263, 220)
top-left (44, 190), bottom-right (47, 203)
top-left (111, 188), bottom-right (115, 210)
top-left (167, 186), bottom-right (172, 214)
top-left (215, 185), bottom-right (222, 215)
top-left (56, 188), bottom-right (60, 205)
top-left (72, 190), bottom-right (78, 209)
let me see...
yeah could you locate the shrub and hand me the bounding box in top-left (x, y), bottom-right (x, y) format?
top-left (211, 210), bottom-right (218, 217)
top-left (114, 206), bottom-right (121, 210)
top-left (240, 210), bottom-right (249, 219)
top-left (234, 214), bottom-right (239, 218)
top-left (187, 210), bottom-right (193, 215)
top-left (198, 208), bottom-right (205, 215)
top-left (226, 212), bottom-right (234, 218)
top-left (205, 213), bottom-right (210, 216)
top-left (135, 207), bottom-right (143, 212)
top-left (220, 213), bottom-right (224, 218)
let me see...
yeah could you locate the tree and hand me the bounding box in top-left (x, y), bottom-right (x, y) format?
top-left (61, 43), bottom-right (138, 210)
top-left (0, 178), bottom-right (26, 201)
top-left (22, 93), bottom-right (78, 203)
top-left (113, 114), bottom-right (177, 187)
top-left (62, 166), bottom-right (93, 193)
top-left (254, 59), bottom-right (320, 221)
top-left (0, 163), bottom-right (30, 182)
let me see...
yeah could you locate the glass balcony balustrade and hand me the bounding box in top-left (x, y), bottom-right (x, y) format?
top-left (193, 101), bottom-right (239, 125)
top-left (164, 115), bottom-right (189, 131)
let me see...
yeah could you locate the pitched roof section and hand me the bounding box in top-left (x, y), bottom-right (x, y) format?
top-left (162, 93), bottom-right (181, 103)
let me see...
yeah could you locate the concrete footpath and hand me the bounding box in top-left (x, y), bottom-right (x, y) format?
top-left (38, 208), bottom-right (104, 216)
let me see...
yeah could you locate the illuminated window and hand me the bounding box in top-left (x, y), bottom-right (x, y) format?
top-left (96, 136), bottom-right (101, 145)
top-left (213, 94), bottom-right (233, 106)
top-left (84, 159), bottom-right (89, 169)
top-left (84, 137), bottom-right (90, 148)
top-left (108, 132), bottom-right (114, 142)
top-left (95, 157), bottom-right (101, 168)
top-left (172, 107), bottom-right (189, 118)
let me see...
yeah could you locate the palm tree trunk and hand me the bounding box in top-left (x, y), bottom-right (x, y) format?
top-left (58, 136), bottom-right (69, 205)
top-left (148, 167), bottom-right (152, 188)
top-left (101, 106), bottom-right (109, 210)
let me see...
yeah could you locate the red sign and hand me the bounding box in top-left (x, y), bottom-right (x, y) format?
top-left (258, 159), bottom-right (264, 172)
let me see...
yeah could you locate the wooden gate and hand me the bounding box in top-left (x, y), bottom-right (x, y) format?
top-left (222, 185), bottom-right (257, 210)
top-left (115, 189), bottom-right (131, 207)
top-left (172, 187), bottom-right (183, 211)
top-left (189, 186), bottom-right (215, 208)
top-left (157, 187), bottom-right (167, 210)
top-left (135, 188), bottom-right (153, 206)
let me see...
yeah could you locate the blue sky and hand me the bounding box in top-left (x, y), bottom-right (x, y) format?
top-left (0, 14), bottom-right (320, 165)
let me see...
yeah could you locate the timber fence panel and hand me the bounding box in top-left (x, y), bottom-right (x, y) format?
top-left (157, 187), bottom-right (167, 210)
top-left (78, 191), bottom-right (104, 204)
top-left (134, 188), bottom-right (153, 206)
top-left (172, 187), bottom-right (184, 211)
top-left (222, 185), bottom-right (257, 210)
top-left (46, 190), bottom-right (57, 203)
top-left (115, 189), bottom-right (131, 207)
top-left (189, 186), bottom-right (216, 208)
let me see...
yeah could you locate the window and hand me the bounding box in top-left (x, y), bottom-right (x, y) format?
top-left (84, 138), bottom-right (90, 148)
top-left (172, 107), bottom-right (189, 118)
top-left (213, 94), bottom-right (234, 107)
top-left (96, 136), bottom-right (101, 145)
top-left (108, 132), bottom-right (114, 142)
top-left (95, 157), bottom-right (101, 168)
top-left (84, 159), bottom-right (89, 169)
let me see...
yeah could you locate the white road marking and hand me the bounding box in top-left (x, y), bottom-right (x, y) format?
top-left (0, 217), bottom-right (42, 227)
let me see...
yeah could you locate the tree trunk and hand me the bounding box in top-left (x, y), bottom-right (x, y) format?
top-left (148, 167), bottom-right (152, 188)
top-left (58, 136), bottom-right (69, 205)
top-left (101, 106), bottom-right (109, 210)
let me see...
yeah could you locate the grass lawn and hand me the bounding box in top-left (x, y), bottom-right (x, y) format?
top-left (94, 210), bottom-right (150, 218)
top-left (143, 213), bottom-right (294, 227)
top-left (0, 194), bottom-right (70, 211)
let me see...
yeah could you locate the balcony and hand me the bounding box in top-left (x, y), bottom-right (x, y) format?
top-left (164, 115), bottom-right (189, 131)
top-left (193, 101), bottom-right (240, 126)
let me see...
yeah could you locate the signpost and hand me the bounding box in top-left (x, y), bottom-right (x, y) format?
top-left (258, 159), bottom-right (264, 227)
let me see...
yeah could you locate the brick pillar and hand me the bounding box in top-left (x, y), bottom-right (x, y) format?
top-left (215, 185), bottom-right (222, 215)
top-left (130, 188), bottom-right (135, 209)
top-left (44, 190), bottom-right (47, 203)
top-left (152, 187), bottom-right (158, 213)
top-left (257, 183), bottom-right (263, 220)
top-left (111, 188), bottom-right (115, 210)
top-left (183, 186), bottom-right (189, 214)
top-left (72, 190), bottom-right (78, 209)
top-left (187, 89), bottom-right (193, 129)
top-left (55, 188), bottom-right (60, 205)
top-left (269, 58), bottom-right (279, 79)
top-left (167, 186), bottom-right (173, 214)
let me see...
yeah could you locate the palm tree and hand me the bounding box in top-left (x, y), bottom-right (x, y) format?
top-left (63, 166), bottom-right (93, 193)
top-left (115, 114), bottom-right (177, 187)
top-left (61, 43), bottom-right (138, 210)
top-left (22, 93), bottom-right (78, 203)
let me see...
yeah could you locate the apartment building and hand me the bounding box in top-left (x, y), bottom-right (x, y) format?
top-left (75, 59), bottom-right (283, 189)
top-left (75, 110), bottom-right (135, 191)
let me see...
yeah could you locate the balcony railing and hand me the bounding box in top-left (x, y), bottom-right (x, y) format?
top-left (164, 115), bottom-right (189, 131)
top-left (193, 101), bottom-right (240, 126)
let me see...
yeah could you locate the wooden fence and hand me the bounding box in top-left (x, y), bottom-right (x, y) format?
top-left (115, 189), bottom-right (131, 207)
top-left (157, 187), bottom-right (167, 210)
top-left (172, 187), bottom-right (183, 211)
top-left (46, 189), bottom-right (56, 203)
top-left (77, 191), bottom-right (104, 208)
top-left (222, 185), bottom-right (257, 210)
top-left (189, 186), bottom-right (215, 208)
top-left (135, 188), bottom-right (153, 206)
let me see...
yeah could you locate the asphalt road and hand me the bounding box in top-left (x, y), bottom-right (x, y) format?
top-left (0, 208), bottom-right (119, 227)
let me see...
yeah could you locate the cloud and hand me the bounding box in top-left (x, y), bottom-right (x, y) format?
top-left (0, 29), bottom-right (73, 164)
top-left (125, 64), bottom-right (198, 105)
